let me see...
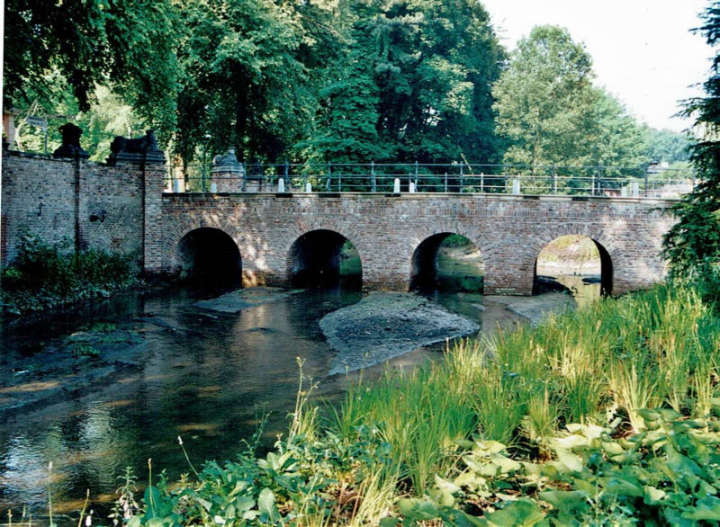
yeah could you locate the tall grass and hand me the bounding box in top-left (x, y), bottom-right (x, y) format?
top-left (333, 284), bottom-right (720, 494)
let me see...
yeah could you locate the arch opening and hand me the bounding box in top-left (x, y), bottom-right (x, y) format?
top-left (410, 233), bottom-right (484, 293)
top-left (288, 230), bottom-right (362, 289)
top-left (177, 228), bottom-right (242, 290)
top-left (534, 235), bottom-right (613, 303)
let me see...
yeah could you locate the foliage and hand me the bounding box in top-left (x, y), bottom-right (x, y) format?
top-left (389, 411), bottom-right (720, 525)
top-left (0, 233), bottom-right (138, 314)
top-left (664, 2), bottom-right (720, 278)
top-left (4, 0), bottom-right (179, 134)
top-left (492, 25), bottom-right (649, 188)
top-left (172, 0), bottom-right (321, 164)
top-left (643, 127), bottom-right (692, 164)
top-left (362, 0), bottom-right (505, 163)
top-left (12, 84), bottom-right (144, 162)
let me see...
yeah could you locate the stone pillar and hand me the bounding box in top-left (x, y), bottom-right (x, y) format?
top-left (143, 160), bottom-right (166, 274)
top-left (211, 148), bottom-right (245, 192)
top-left (105, 130), bottom-right (166, 275)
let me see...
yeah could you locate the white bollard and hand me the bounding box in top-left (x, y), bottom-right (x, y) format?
top-left (620, 186), bottom-right (628, 197)
top-left (305, 182), bottom-right (312, 193)
top-left (409, 182), bottom-right (416, 193)
top-left (210, 182), bottom-right (218, 193)
top-left (173, 178), bottom-right (181, 193)
top-left (278, 177), bottom-right (285, 193)
top-left (512, 178), bottom-right (521, 195)
top-left (631, 182), bottom-right (639, 198)
top-left (393, 178), bottom-right (401, 193)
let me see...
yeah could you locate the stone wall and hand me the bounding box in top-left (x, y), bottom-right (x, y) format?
top-left (159, 193), bottom-right (676, 295)
top-left (1, 151), bottom-right (163, 269)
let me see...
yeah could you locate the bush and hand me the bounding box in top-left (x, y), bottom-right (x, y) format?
top-left (0, 233), bottom-right (138, 313)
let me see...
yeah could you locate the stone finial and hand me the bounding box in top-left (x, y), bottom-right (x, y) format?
top-left (107, 129), bottom-right (165, 165)
top-left (211, 148), bottom-right (243, 174)
top-left (53, 122), bottom-right (89, 159)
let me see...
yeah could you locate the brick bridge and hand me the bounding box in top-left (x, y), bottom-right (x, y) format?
top-left (157, 193), bottom-right (674, 295)
top-left (1, 152), bottom-right (675, 296)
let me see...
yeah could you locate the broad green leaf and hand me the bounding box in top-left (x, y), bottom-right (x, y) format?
top-left (258, 488), bottom-right (276, 519)
top-left (682, 496), bottom-right (720, 520)
top-left (485, 500), bottom-right (546, 527)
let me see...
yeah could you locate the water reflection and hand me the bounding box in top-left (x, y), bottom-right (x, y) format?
top-left (0, 286), bottom-right (516, 518)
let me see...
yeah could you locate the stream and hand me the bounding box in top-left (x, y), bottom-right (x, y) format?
top-left (0, 284), bottom-right (576, 519)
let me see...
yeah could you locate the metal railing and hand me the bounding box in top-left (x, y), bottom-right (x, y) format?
top-left (164, 162), bottom-right (696, 199)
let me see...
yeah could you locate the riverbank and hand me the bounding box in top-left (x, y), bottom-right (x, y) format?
top-left (77, 284), bottom-right (720, 526)
top-left (0, 238), bottom-right (140, 318)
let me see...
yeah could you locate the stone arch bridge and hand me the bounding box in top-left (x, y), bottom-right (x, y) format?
top-left (156, 193), bottom-right (674, 295)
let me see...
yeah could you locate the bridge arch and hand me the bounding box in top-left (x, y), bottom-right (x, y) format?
top-left (176, 227), bottom-right (243, 289)
top-left (287, 229), bottom-right (362, 289)
top-left (534, 234), bottom-right (613, 298)
top-left (410, 232), bottom-right (484, 293)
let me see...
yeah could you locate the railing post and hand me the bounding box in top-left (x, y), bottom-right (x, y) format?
top-left (644, 170), bottom-right (649, 197)
top-left (553, 166), bottom-right (557, 194)
top-left (326, 162), bottom-right (332, 191)
top-left (480, 172), bottom-right (485, 193)
top-left (459, 163), bottom-right (464, 192)
top-left (241, 162), bottom-right (246, 192)
top-left (284, 160), bottom-right (289, 190)
top-left (591, 172), bottom-right (596, 196)
top-left (338, 163), bottom-right (342, 191)
top-left (444, 172), bottom-right (448, 192)
top-left (371, 161), bottom-right (376, 192)
top-left (414, 160), bottom-right (419, 188)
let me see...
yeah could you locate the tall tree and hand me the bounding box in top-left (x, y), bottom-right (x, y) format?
top-left (492, 24), bottom-right (649, 188)
top-left (307, 0), bottom-right (505, 163)
top-left (173, 0), bottom-right (332, 164)
top-left (4, 0), bottom-right (179, 135)
top-left (664, 1), bottom-right (720, 278)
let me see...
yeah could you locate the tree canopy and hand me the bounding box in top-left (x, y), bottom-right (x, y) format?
top-left (3, 1), bottom-right (692, 173)
top-left (663, 1), bottom-right (720, 279)
top-left (492, 25), bottom-right (649, 172)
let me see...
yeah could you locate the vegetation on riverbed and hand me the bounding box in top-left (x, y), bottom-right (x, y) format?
top-left (65, 283), bottom-right (720, 526)
top-left (0, 234), bottom-right (138, 315)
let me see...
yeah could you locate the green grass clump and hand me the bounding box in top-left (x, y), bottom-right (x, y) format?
top-left (334, 284), bottom-right (720, 497)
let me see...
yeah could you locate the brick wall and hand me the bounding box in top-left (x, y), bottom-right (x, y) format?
top-left (1, 151), bottom-right (164, 270)
top-left (159, 193), bottom-right (677, 295)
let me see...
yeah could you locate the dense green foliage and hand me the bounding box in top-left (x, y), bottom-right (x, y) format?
top-left (5, 1), bottom-right (688, 172)
top-left (65, 285), bottom-right (720, 525)
top-left (492, 26), bottom-right (650, 175)
top-left (5, 0), bottom-right (178, 132)
top-left (0, 234), bottom-right (137, 314)
top-left (664, 2), bottom-right (720, 278)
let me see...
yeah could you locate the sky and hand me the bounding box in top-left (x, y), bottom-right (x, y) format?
top-left (480, 0), bottom-right (715, 133)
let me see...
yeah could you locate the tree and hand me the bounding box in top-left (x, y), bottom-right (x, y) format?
top-left (172, 0), bottom-right (330, 164)
top-left (663, 2), bottom-right (720, 279)
top-left (4, 0), bottom-right (179, 135)
top-left (492, 25), bottom-right (650, 193)
top-left (304, 0), bottom-right (505, 164)
top-left (642, 127), bottom-right (692, 164)
top-left (492, 26), bottom-right (596, 168)
top-left (369, 0), bottom-right (505, 162)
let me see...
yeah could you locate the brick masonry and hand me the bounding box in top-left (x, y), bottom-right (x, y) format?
top-left (1, 152), bottom-right (677, 295)
top-left (1, 151), bottom-right (163, 270)
top-left (160, 193), bottom-right (676, 295)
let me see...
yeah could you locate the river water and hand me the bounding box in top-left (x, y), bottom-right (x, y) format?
top-left (0, 285), bottom-right (547, 520)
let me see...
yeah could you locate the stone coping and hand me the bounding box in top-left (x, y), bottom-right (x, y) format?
top-left (161, 191), bottom-right (680, 204)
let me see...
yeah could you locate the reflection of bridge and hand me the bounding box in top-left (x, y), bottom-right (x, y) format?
top-left (159, 193), bottom-right (675, 296)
